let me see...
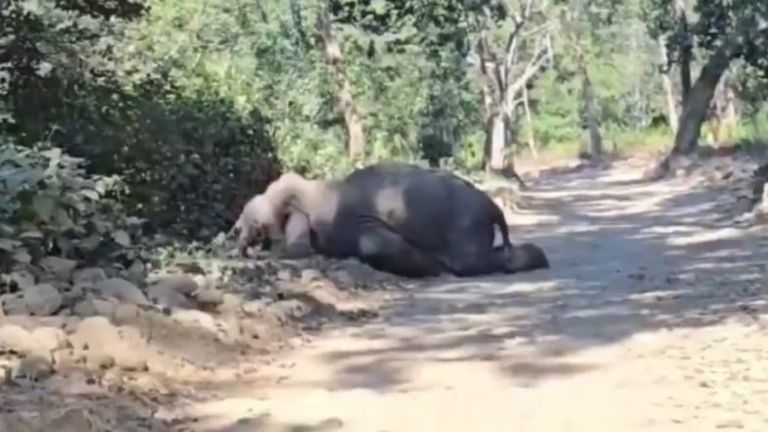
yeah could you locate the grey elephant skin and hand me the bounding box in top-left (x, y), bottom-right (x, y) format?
top-left (233, 162), bottom-right (549, 278)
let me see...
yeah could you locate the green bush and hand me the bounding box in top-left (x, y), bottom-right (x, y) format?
top-left (0, 142), bottom-right (143, 271)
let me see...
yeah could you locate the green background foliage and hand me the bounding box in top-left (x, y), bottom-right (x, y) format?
top-left (1, 0), bottom-right (767, 267)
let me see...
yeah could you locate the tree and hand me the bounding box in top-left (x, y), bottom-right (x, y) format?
top-left (645, 0), bottom-right (768, 177)
top-left (318, 0), bottom-right (366, 162)
top-left (472, 0), bottom-right (554, 179)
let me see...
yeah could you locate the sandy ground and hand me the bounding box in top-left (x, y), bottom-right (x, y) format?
top-left (153, 159), bottom-right (768, 432)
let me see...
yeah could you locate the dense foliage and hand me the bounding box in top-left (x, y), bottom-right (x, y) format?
top-left (1, 0), bottom-right (767, 266)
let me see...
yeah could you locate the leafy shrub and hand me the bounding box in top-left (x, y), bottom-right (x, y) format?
top-left (0, 143), bottom-right (143, 270)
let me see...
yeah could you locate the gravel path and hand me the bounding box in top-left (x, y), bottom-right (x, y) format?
top-left (170, 160), bottom-right (768, 431)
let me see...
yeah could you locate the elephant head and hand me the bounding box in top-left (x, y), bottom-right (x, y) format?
top-left (230, 194), bottom-right (280, 256)
top-left (504, 242), bottom-right (550, 273)
top-left (231, 171), bottom-right (330, 257)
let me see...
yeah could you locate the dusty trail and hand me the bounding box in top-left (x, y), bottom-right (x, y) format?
top-left (174, 161), bottom-right (768, 432)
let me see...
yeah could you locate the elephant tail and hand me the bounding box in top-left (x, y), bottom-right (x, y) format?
top-left (489, 201), bottom-right (513, 249)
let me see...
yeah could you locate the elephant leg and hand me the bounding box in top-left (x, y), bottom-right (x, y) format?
top-left (446, 237), bottom-right (549, 277)
top-left (356, 224), bottom-right (447, 278)
top-left (444, 238), bottom-right (511, 277)
top-left (282, 210), bottom-right (314, 258)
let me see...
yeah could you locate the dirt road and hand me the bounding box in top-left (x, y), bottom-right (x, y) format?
top-left (172, 160), bottom-right (768, 432)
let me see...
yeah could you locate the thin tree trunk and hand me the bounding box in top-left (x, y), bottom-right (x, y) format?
top-left (658, 37), bottom-right (679, 134)
top-left (522, 85), bottom-right (537, 157)
top-left (675, 0), bottom-right (692, 104)
top-left (580, 64), bottom-right (602, 159)
top-left (317, 0), bottom-right (365, 161)
top-left (487, 111), bottom-right (506, 171)
top-left (672, 47), bottom-right (731, 155)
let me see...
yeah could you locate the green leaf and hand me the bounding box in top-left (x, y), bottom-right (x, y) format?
top-left (80, 234), bottom-right (102, 251)
top-left (33, 194), bottom-right (56, 222)
top-left (113, 230), bottom-right (132, 247)
top-left (0, 238), bottom-right (21, 251)
top-left (19, 230), bottom-right (44, 239)
top-left (12, 249), bottom-right (31, 264)
top-left (80, 189), bottom-right (101, 201)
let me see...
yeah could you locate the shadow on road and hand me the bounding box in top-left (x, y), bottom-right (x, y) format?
top-left (298, 163), bottom-right (768, 393)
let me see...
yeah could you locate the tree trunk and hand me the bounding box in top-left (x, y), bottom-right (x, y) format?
top-left (658, 37), bottom-right (679, 134)
top-left (675, 0), bottom-right (692, 104)
top-left (317, 1), bottom-right (365, 161)
top-left (672, 47), bottom-right (731, 155)
top-left (580, 66), bottom-right (602, 159)
top-left (486, 111), bottom-right (506, 172)
top-left (522, 85), bottom-right (537, 157)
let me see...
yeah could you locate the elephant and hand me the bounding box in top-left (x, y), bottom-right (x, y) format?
top-left (232, 161), bottom-right (549, 278)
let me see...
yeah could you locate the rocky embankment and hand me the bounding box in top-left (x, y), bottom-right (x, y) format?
top-left (0, 250), bottom-right (403, 431)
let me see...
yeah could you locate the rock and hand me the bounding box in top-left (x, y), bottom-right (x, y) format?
top-left (113, 303), bottom-right (141, 324)
top-left (270, 299), bottom-right (310, 322)
top-left (38, 256), bottom-right (77, 281)
top-left (23, 283), bottom-right (63, 316)
top-left (70, 316), bottom-right (118, 351)
top-left (191, 274), bottom-right (210, 291)
top-left (16, 355), bottom-right (55, 380)
top-left (72, 267), bottom-right (108, 287)
top-left (277, 269), bottom-right (293, 281)
top-left (114, 326), bottom-right (149, 371)
top-left (31, 326), bottom-right (68, 352)
top-left (69, 316), bottom-right (148, 371)
top-left (73, 297), bottom-right (117, 318)
top-left (150, 273), bottom-right (199, 295)
top-left (147, 283), bottom-right (194, 309)
top-left (171, 309), bottom-right (218, 334)
top-left (52, 348), bottom-right (77, 370)
top-left (328, 269), bottom-right (355, 287)
top-left (92, 277), bottom-right (149, 305)
top-left (218, 293), bottom-right (244, 315)
top-left (0, 324), bottom-right (35, 354)
top-left (1, 293), bottom-right (28, 315)
top-left (8, 269), bottom-right (35, 289)
top-left (125, 259), bottom-right (147, 285)
top-left (300, 268), bottom-right (324, 283)
top-left (194, 288), bottom-right (224, 307)
top-left (242, 300), bottom-right (268, 317)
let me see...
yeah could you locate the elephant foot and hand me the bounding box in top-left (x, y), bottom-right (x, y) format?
top-left (504, 243), bottom-right (550, 273)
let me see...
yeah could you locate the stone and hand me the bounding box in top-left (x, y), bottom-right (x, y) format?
top-left (113, 326), bottom-right (149, 371)
top-left (146, 283), bottom-right (194, 309)
top-left (38, 256), bottom-right (77, 281)
top-left (23, 283), bottom-right (63, 316)
top-left (16, 355), bottom-right (55, 380)
top-left (92, 278), bottom-right (149, 305)
top-left (69, 316), bottom-right (148, 372)
top-left (171, 309), bottom-right (218, 334)
top-left (71, 267), bottom-right (108, 287)
top-left (149, 273), bottom-right (199, 295)
top-left (125, 259), bottom-right (147, 285)
top-left (194, 288), bottom-right (224, 307)
top-left (70, 316), bottom-right (119, 352)
top-left (52, 348), bottom-right (77, 370)
top-left (113, 303), bottom-right (141, 324)
top-left (0, 324), bottom-right (35, 354)
top-left (328, 269), bottom-right (355, 287)
top-left (218, 293), bottom-right (244, 315)
top-left (1, 293), bottom-right (28, 315)
top-left (242, 300), bottom-right (268, 317)
top-left (73, 297), bottom-right (117, 318)
top-left (300, 268), bottom-right (324, 283)
top-left (31, 326), bottom-right (68, 352)
top-left (8, 269), bottom-right (35, 290)
top-left (270, 299), bottom-right (310, 322)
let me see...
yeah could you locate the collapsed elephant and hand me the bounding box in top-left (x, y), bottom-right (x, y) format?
top-left (231, 162), bottom-right (549, 278)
